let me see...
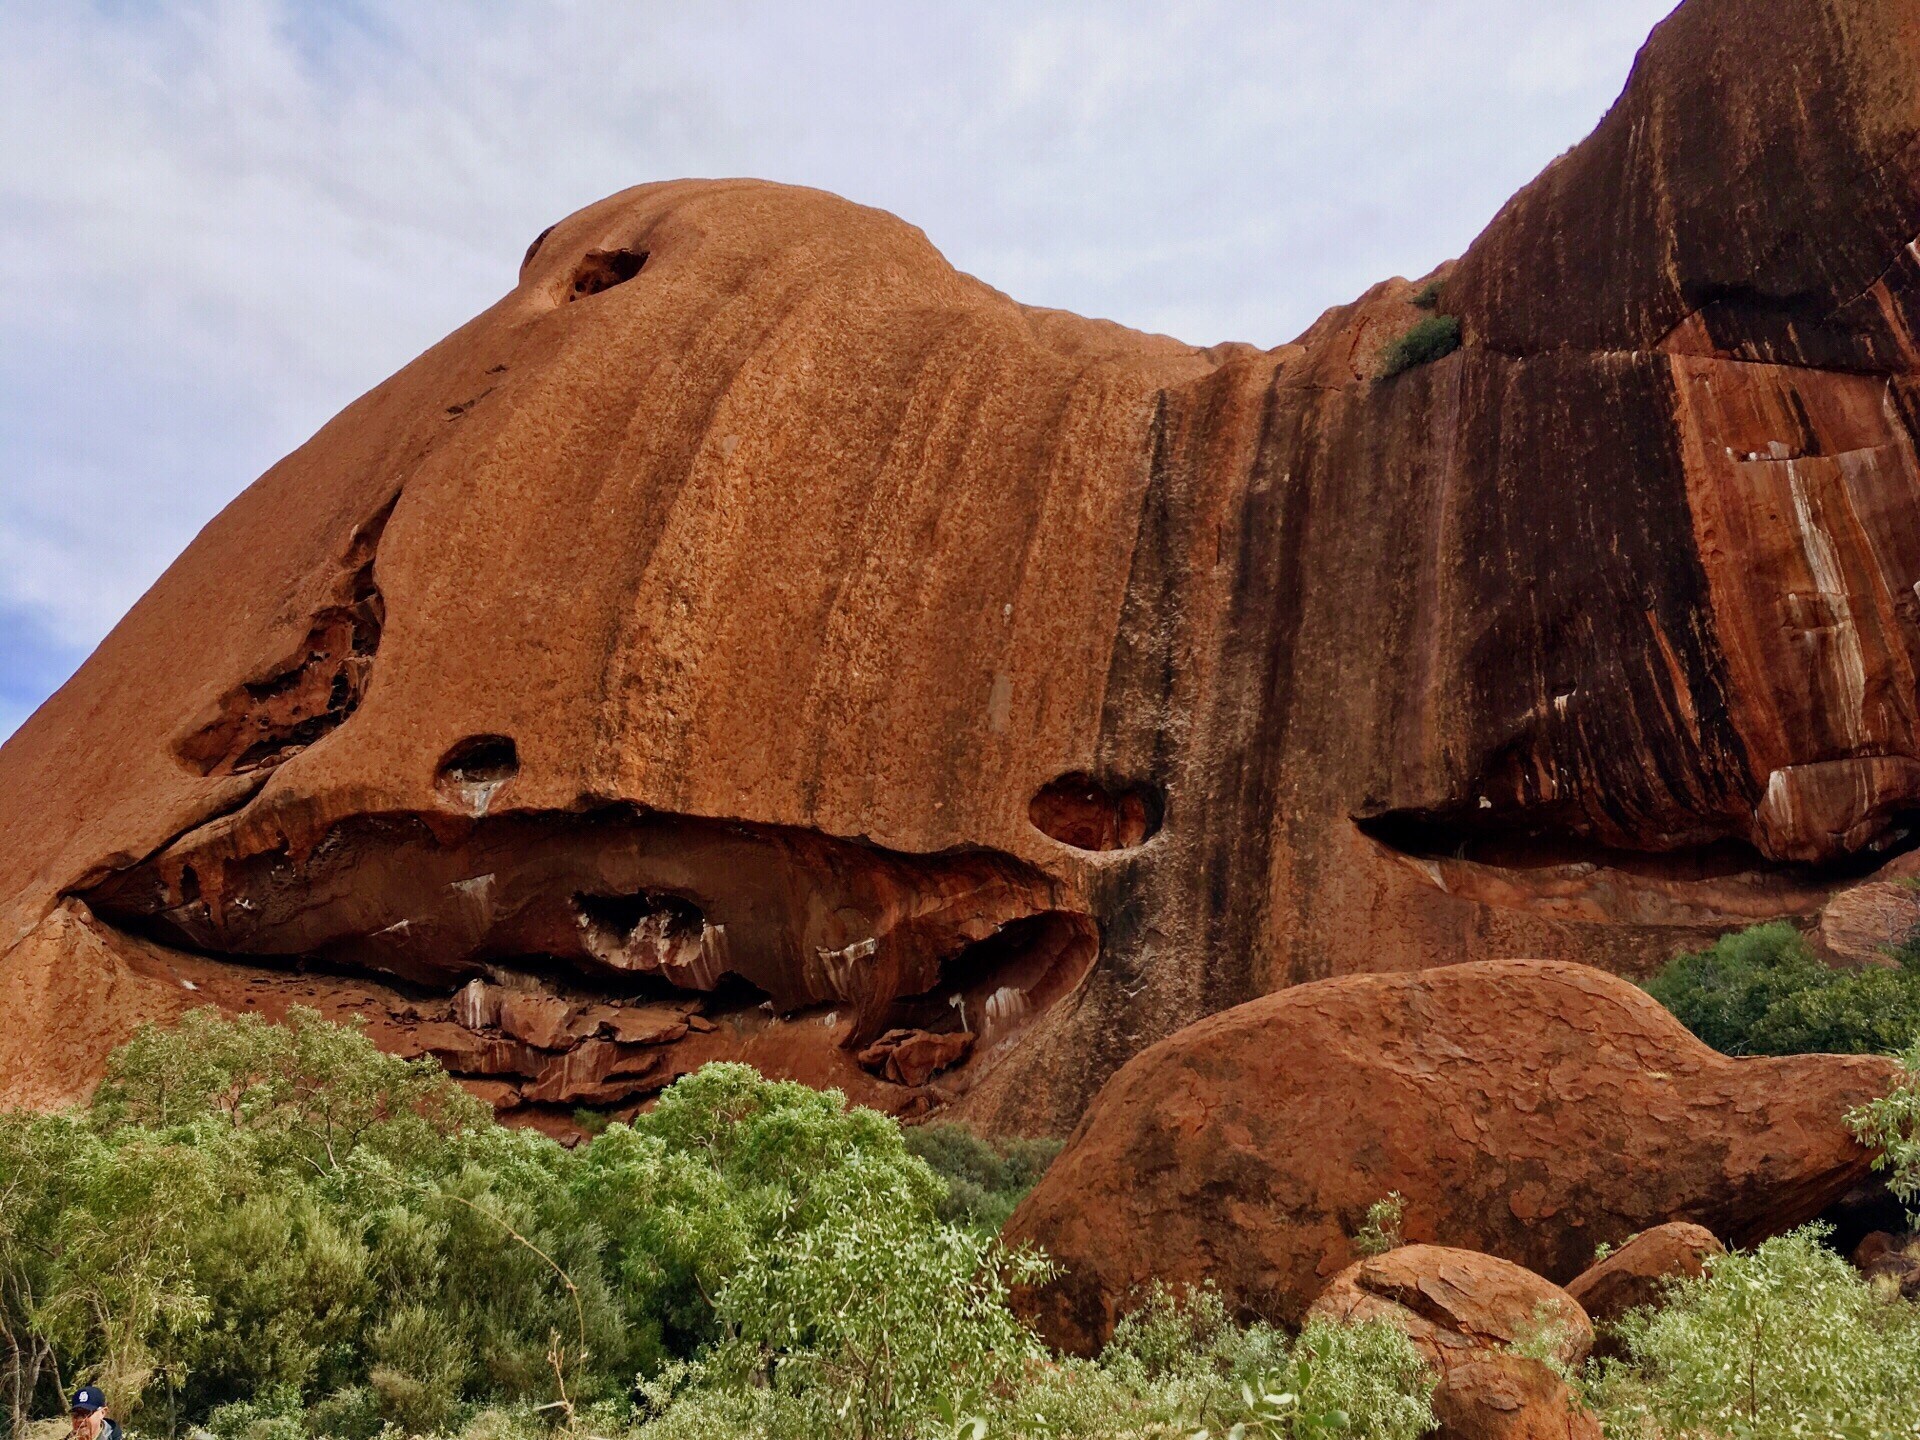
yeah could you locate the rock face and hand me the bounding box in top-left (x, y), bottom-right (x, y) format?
top-left (1307, 1246), bottom-right (1597, 1440)
top-left (1002, 961), bottom-right (1893, 1350)
top-left (1564, 1222), bottom-right (1724, 1329)
top-left (10, 0), bottom-right (1920, 1129)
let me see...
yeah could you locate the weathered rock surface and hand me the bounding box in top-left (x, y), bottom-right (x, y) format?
top-left (1307, 1246), bottom-right (1598, 1440)
top-left (10, 0), bottom-right (1920, 1127)
top-left (1003, 961), bottom-right (1893, 1350)
top-left (1853, 1230), bottom-right (1920, 1297)
top-left (1564, 1222), bottom-right (1724, 1328)
top-left (1309, 1245), bottom-right (1593, 1367)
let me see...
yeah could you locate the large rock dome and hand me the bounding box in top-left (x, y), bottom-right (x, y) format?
top-left (9, 0), bottom-right (1920, 1134)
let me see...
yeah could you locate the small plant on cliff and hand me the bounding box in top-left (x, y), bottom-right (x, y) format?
top-left (1375, 314), bottom-right (1460, 379)
top-left (1645, 920), bottom-right (1920, 1056)
top-left (1409, 278), bottom-right (1445, 310)
top-left (1352, 1193), bottom-right (1405, 1257)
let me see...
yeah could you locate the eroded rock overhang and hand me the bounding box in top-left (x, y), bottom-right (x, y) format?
top-left (75, 797), bottom-right (1102, 1127)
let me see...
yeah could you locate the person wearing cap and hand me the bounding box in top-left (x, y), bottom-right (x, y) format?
top-left (69, 1387), bottom-right (123, 1440)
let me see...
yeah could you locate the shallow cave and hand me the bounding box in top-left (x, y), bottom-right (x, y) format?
top-left (174, 497), bottom-right (395, 778)
top-left (1029, 773), bottom-right (1164, 851)
top-left (78, 806), bottom-right (1100, 1120)
top-left (1354, 803), bottom-right (1920, 885)
top-left (568, 247), bottom-right (648, 300)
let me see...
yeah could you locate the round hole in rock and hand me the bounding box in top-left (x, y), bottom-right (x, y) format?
top-left (435, 735), bottom-right (519, 814)
top-left (568, 248), bottom-right (648, 301)
top-left (1028, 773), bottom-right (1163, 850)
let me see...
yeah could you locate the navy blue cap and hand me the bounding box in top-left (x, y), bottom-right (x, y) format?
top-left (71, 1388), bottom-right (105, 1413)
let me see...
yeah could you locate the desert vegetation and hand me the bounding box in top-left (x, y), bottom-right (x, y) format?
top-left (1645, 919), bottom-right (1920, 1056)
top-left (8, 1007), bottom-right (1920, 1438)
top-left (0, 1011), bottom-right (1434, 1440)
top-left (1376, 314), bottom-right (1461, 378)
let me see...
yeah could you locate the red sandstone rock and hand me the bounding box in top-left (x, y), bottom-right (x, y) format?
top-left (1564, 1223), bottom-right (1724, 1327)
top-left (1308, 1245), bottom-right (1593, 1367)
top-left (1427, 1354), bottom-right (1600, 1440)
top-left (1307, 1246), bottom-right (1596, 1440)
top-left (856, 1028), bottom-right (974, 1087)
top-left (498, 992), bottom-right (574, 1050)
top-left (1852, 1230), bottom-right (1920, 1297)
top-left (1004, 961), bottom-right (1893, 1351)
top-left (9, 0), bottom-right (1920, 1128)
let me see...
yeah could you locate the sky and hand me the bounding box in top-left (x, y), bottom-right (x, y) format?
top-left (0, 0), bottom-right (1680, 743)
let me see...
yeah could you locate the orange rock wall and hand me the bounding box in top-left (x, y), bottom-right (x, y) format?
top-left (8, 0), bottom-right (1920, 1132)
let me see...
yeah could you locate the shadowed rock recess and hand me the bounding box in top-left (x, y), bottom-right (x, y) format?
top-left (10, 0), bottom-right (1920, 1133)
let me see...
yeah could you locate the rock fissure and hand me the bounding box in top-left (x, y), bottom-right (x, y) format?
top-left (173, 496), bottom-right (397, 778)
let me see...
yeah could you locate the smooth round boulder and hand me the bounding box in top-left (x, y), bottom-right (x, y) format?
top-left (1003, 959), bottom-right (1894, 1351)
top-left (1564, 1222), bottom-right (1724, 1327)
top-left (1307, 1244), bottom-right (1593, 1368)
top-left (1307, 1245), bottom-right (1596, 1440)
top-left (1426, 1354), bottom-right (1601, 1440)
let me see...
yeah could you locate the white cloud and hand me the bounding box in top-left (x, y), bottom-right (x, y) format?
top-left (0, 0), bottom-right (1679, 738)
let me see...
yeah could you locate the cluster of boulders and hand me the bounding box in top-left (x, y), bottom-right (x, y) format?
top-left (1005, 960), bottom-right (1895, 1437)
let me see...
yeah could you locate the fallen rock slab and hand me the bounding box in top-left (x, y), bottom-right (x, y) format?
top-left (1565, 1222), bottom-right (1723, 1328)
top-left (1004, 959), bottom-right (1893, 1351)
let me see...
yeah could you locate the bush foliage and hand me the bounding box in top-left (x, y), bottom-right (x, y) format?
top-left (1584, 1226), bottom-right (1920, 1438)
top-left (29, 1006), bottom-right (1920, 1439)
top-left (1644, 920), bottom-right (1920, 1055)
top-left (0, 1010), bottom-right (1436, 1440)
top-left (1376, 315), bottom-right (1461, 379)
top-left (900, 1124), bottom-right (1063, 1235)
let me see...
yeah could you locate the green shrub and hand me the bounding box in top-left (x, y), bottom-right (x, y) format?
top-left (1352, 1193), bottom-right (1405, 1257)
top-left (3, 1011), bottom-right (1443, 1440)
top-left (1848, 1035), bottom-right (1920, 1213)
top-left (0, 1015), bottom-right (966, 1432)
top-left (1410, 279), bottom-right (1444, 310)
top-left (901, 1122), bottom-right (1062, 1234)
top-left (1584, 1226), bottom-right (1920, 1438)
top-left (993, 1285), bottom-right (1434, 1440)
top-left (1376, 314), bottom-right (1460, 378)
top-left (643, 1157), bottom-right (1051, 1440)
top-left (1644, 921), bottom-right (1920, 1055)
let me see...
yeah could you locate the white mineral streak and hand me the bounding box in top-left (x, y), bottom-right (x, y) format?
top-left (454, 977), bottom-right (500, 1030)
top-left (980, 985), bottom-right (1030, 1047)
top-left (1786, 461), bottom-right (1867, 745)
top-left (808, 936), bottom-right (878, 1002)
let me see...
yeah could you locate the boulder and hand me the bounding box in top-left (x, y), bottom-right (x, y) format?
top-left (856, 1028), bottom-right (974, 1087)
top-left (1852, 1231), bottom-right (1920, 1298)
top-left (1426, 1354), bottom-right (1600, 1440)
top-left (1004, 960), bottom-right (1893, 1350)
top-left (1564, 1222), bottom-right (1724, 1327)
top-left (1306, 1246), bottom-right (1596, 1440)
top-left (1307, 1245), bottom-right (1593, 1368)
